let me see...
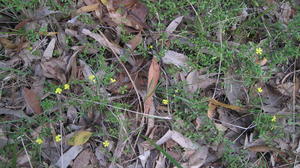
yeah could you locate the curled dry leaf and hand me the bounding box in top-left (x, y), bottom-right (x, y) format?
top-left (76, 3), bottom-right (100, 14)
top-left (162, 50), bottom-right (188, 68)
top-left (0, 38), bottom-right (17, 49)
top-left (126, 32), bottom-right (142, 50)
top-left (144, 57), bottom-right (160, 135)
top-left (166, 16), bottom-right (184, 34)
top-left (55, 146), bottom-right (84, 168)
top-left (209, 98), bottom-right (245, 113)
top-left (207, 101), bottom-right (217, 120)
top-left (23, 88), bottom-right (42, 114)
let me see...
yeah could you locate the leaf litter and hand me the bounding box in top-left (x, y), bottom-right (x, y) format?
top-left (0, 0), bottom-right (299, 167)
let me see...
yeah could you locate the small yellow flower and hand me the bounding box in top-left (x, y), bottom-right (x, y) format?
top-left (110, 78), bottom-right (116, 83)
top-left (36, 138), bottom-right (44, 144)
top-left (148, 45), bottom-right (153, 49)
top-left (162, 99), bottom-right (169, 105)
top-left (271, 115), bottom-right (277, 122)
top-left (64, 84), bottom-right (70, 90)
top-left (257, 87), bottom-right (263, 93)
top-left (88, 75), bottom-right (96, 83)
top-left (102, 140), bottom-right (110, 147)
top-left (55, 134), bottom-right (62, 142)
top-left (256, 47), bottom-right (263, 55)
top-left (55, 88), bottom-right (63, 94)
top-left (28, 47), bottom-right (33, 51)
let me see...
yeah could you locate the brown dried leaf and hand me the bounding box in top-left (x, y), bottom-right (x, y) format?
top-left (72, 149), bottom-right (92, 168)
top-left (82, 29), bottom-right (122, 55)
top-left (182, 147), bottom-right (208, 168)
top-left (76, 3), bottom-right (100, 14)
top-left (207, 101), bottom-right (217, 120)
top-left (106, 0), bottom-right (148, 30)
top-left (40, 58), bottom-right (67, 84)
top-left (55, 146), bottom-right (84, 168)
top-left (43, 38), bottom-right (56, 59)
top-left (144, 58), bottom-right (160, 135)
top-left (209, 98), bottom-right (245, 112)
top-left (166, 16), bottom-right (183, 34)
top-left (185, 71), bottom-right (217, 94)
top-left (224, 73), bottom-right (247, 105)
top-left (23, 88), bottom-right (42, 114)
top-left (0, 38), bottom-right (17, 49)
top-left (247, 145), bottom-right (273, 152)
top-left (162, 50), bottom-right (188, 68)
top-left (126, 32), bottom-right (142, 50)
top-left (156, 130), bottom-right (199, 150)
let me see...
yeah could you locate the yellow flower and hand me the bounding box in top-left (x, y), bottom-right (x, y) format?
top-left (64, 84), bottom-right (70, 90)
top-left (110, 78), bottom-right (116, 83)
top-left (88, 75), bottom-right (96, 83)
top-left (102, 140), bottom-right (110, 147)
top-left (257, 87), bottom-right (263, 93)
top-left (55, 134), bottom-right (62, 142)
top-left (271, 115), bottom-right (277, 122)
top-left (36, 138), bottom-right (44, 144)
top-left (256, 47), bottom-right (263, 55)
top-left (162, 99), bottom-right (169, 105)
top-left (148, 45), bottom-right (153, 49)
top-left (55, 88), bottom-right (63, 94)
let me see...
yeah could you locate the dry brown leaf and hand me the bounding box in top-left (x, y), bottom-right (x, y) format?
top-left (55, 146), bottom-right (84, 168)
top-left (156, 130), bottom-right (199, 150)
top-left (182, 147), bottom-right (208, 168)
top-left (207, 101), bottom-right (217, 120)
top-left (23, 88), bottom-right (42, 114)
top-left (186, 71), bottom-right (217, 94)
top-left (224, 73), bottom-right (246, 105)
top-left (162, 50), bottom-right (188, 68)
top-left (40, 58), bottom-right (67, 84)
top-left (105, 0), bottom-right (148, 30)
top-left (43, 38), bottom-right (56, 60)
top-left (126, 32), bottom-right (142, 50)
top-left (95, 147), bottom-right (108, 167)
top-left (166, 16), bottom-right (183, 34)
top-left (255, 57), bottom-right (268, 66)
top-left (72, 149), bottom-right (92, 168)
top-left (247, 145), bottom-right (273, 152)
top-left (82, 29), bottom-right (122, 55)
top-left (76, 3), bottom-right (100, 14)
top-left (0, 38), bottom-right (17, 49)
top-left (15, 19), bottom-right (33, 30)
top-left (209, 99), bottom-right (245, 112)
top-left (144, 57), bottom-right (160, 135)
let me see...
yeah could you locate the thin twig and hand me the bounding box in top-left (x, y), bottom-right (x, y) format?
top-left (213, 118), bottom-right (256, 130)
top-left (19, 136), bottom-right (33, 168)
top-left (213, 24), bottom-right (223, 98)
top-left (70, 97), bottom-right (172, 120)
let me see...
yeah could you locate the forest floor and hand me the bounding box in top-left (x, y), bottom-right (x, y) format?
top-left (0, 0), bottom-right (300, 167)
